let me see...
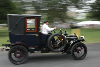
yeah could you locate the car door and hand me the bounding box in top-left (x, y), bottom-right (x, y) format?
top-left (25, 17), bottom-right (39, 47)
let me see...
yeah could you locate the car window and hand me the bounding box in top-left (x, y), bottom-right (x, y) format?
top-left (25, 18), bottom-right (37, 32)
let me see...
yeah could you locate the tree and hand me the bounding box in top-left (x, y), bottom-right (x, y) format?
top-left (32, 0), bottom-right (82, 23)
top-left (87, 0), bottom-right (100, 20)
top-left (0, 0), bottom-right (25, 24)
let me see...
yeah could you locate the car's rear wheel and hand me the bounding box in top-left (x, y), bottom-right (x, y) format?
top-left (47, 33), bottom-right (67, 52)
top-left (71, 42), bottom-right (87, 60)
top-left (8, 45), bottom-right (28, 65)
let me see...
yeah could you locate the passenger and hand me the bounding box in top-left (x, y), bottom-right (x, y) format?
top-left (41, 20), bottom-right (56, 46)
top-left (41, 20), bottom-right (56, 34)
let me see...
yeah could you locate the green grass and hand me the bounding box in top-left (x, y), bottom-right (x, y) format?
top-left (0, 28), bottom-right (10, 47)
top-left (80, 28), bottom-right (100, 43)
top-left (0, 28), bottom-right (100, 47)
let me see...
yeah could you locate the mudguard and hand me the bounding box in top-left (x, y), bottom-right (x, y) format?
top-left (2, 42), bottom-right (29, 48)
top-left (70, 38), bottom-right (85, 48)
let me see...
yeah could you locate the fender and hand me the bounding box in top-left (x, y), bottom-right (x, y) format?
top-left (2, 42), bottom-right (29, 49)
top-left (70, 38), bottom-right (85, 48)
top-left (12, 42), bottom-right (29, 49)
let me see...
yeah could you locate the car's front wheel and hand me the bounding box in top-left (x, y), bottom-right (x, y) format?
top-left (71, 42), bottom-right (87, 60)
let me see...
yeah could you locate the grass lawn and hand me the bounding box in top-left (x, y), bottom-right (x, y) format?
top-left (0, 27), bottom-right (100, 47)
top-left (0, 28), bottom-right (10, 47)
top-left (80, 28), bottom-right (100, 43)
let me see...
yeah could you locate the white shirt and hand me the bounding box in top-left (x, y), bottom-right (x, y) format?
top-left (41, 24), bottom-right (54, 34)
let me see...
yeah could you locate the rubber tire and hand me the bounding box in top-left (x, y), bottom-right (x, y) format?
top-left (8, 45), bottom-right (28, 65)
top-left (71, 42), bottom-right (87, 60)
top-left (47, 33), bottom-right (67, 52)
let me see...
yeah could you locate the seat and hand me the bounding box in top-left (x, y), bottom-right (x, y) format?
top-left (40, 33), bottom-right (51, 47)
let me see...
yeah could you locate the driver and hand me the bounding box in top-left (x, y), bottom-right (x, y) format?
top-left (41, 20), bottom-right (56, 34)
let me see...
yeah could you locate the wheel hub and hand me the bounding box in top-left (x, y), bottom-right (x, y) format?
top-left (77, 49), bottom-right (82, 54)
top-left (15, 51), bottom-right (22, 58)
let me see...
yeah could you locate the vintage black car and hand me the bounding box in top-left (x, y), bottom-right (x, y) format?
top-left (2, 14), bottom-right (87, 65)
